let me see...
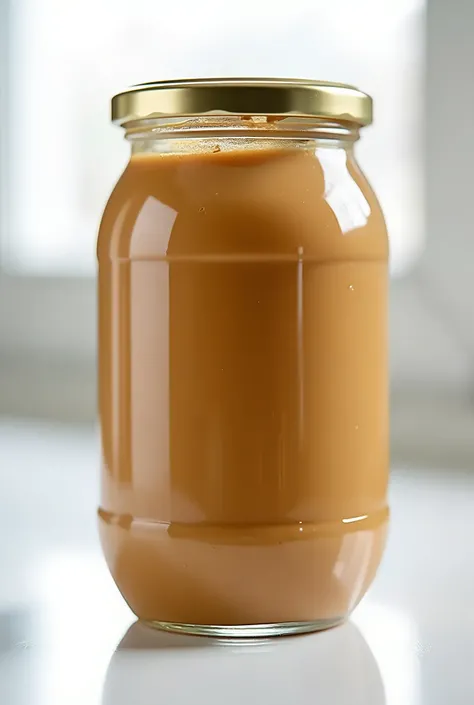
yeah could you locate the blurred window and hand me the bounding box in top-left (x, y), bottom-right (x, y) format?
top-left (1, 0), bottom-right (424, 277)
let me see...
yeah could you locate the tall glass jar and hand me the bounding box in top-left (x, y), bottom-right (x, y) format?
top-left (98, 78), bottom-right (389, 637)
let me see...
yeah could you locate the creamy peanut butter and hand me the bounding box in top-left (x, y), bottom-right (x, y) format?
top-left (98, 139), bottom-right (388, 629)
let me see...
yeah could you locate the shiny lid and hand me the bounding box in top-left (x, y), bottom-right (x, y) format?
top-left (111, 78), bottom-right (372, 127)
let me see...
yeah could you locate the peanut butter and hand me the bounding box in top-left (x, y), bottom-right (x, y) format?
top-left (98, 139), bottom-right (389, 630)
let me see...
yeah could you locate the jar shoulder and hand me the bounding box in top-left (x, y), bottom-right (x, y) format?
top-left (97, 150), bottom-right (388, 262)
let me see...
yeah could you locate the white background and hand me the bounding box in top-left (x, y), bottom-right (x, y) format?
top-left (0, 5), bottom-right (473, 699)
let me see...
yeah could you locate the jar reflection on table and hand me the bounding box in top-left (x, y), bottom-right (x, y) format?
top-left (102, 620), bottom-right (386, 705)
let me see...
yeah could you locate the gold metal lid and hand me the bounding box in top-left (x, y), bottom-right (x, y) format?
top-left (111, 78), bottom-right (372, 127)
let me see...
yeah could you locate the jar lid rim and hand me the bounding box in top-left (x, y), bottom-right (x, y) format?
top-left (111, 78), bottom-right (372, 127)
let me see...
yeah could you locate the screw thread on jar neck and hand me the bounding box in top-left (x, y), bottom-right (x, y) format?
top-left (124, 116), bottom-right (360, 155)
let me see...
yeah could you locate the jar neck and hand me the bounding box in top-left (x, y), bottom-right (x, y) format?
top-left (123, 116), bottom-right (360, 155)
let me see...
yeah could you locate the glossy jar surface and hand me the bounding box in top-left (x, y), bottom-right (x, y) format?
top-left (98, 111), bottom-right (389, 637)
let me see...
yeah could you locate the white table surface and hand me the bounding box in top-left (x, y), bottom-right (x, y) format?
top-left (0, 418), bottom-right (473, 705)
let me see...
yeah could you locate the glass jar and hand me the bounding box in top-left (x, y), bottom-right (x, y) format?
top-left (98, 78), bottom-right (389, 637)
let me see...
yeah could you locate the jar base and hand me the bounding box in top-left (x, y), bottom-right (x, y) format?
top-left (141, 617), bottom-right (345, 638)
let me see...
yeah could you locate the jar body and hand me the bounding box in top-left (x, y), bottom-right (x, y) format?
top-left (97, 121), bottom-right (389, 636)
